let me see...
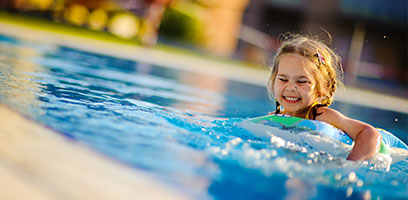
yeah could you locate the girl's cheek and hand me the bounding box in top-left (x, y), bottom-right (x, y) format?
top-left (274, 81), bottom-right (281, 90)
top-left (299, 85), bottom-right (312, 92)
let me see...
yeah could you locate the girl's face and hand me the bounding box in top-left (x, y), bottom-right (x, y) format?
top-left (273, 53), bottom-right (317, 117)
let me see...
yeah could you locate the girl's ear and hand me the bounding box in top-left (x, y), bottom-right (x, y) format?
top-left (315, 89), bottom-right (322, 97)
top-left (315, 92), bottom-right (324, 102)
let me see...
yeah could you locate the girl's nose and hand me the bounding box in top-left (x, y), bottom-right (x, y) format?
top-left (285, 82), bottom-right (297, 91)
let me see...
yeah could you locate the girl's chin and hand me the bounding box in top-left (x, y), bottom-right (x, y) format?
top-left (281, 102), bottom-right (300, 109)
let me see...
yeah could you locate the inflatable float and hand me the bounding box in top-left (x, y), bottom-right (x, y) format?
top-left (239, 114), bottom-right (408, 164)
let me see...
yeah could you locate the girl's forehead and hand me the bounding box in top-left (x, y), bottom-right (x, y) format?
top-left (277, 54), bottom-right (314, 76)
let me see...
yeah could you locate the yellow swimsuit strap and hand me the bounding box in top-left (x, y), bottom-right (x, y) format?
top-left (280, 102), bottom-right (319, 119)
top-left (305, 102), bottom-right (320, 120)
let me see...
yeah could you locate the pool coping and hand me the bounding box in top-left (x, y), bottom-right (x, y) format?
top-left (0, 104), bottom-right (191, 200)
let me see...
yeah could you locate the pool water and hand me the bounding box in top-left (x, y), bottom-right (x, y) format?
top-left (0, 34), bottom-right (407, 199)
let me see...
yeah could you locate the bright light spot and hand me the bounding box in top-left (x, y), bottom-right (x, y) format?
top-left (363, 190), bottom-right (371, 200)
top-left (230, 138), bottom-right (242, 146)
top-left (356, 180), bottom-right (364, 187)
top-left (64, 3), bottom-right (89, 26)
top-left (212, 147), bottom-right (220, 153)
top-left (334, 173), bottom-right (342, 180)
top-left (346, 187), bottom-right (353, 197)
top-left (270, 134), bottom-right (285, 147)
top-left (246, 149), bottom-right (255, 157)
top-left (348, 172), bottom-right (357, 182)
top-left (108, 13), bottom-right (139, 39)
top-left (271, 150), bottom-right (277, 157)
top-left (88, 8), bottom-right (108, 30)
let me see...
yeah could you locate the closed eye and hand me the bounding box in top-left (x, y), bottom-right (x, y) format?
top-left (278, 78), bottom-right (288, 82)
top-left (297, 80), bottom-right (309, 84)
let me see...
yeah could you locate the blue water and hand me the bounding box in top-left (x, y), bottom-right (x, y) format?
top-left (0, 34), bottom-right (407, 199)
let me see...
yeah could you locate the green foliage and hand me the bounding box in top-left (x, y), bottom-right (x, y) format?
top-left (158, 4), bottom-right (202, 44)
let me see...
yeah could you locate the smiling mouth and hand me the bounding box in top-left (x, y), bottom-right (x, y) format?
top-left (284, 96), bottom-right (300, 102)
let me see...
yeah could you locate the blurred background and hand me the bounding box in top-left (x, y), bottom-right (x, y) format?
top-left (0, 0), bottom-right (407, 97)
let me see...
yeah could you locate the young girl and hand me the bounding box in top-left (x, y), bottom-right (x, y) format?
top-left (268, 34), bottom-right (382, 161)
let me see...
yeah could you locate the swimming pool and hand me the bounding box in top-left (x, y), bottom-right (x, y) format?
top-left (0, 34), bottom-right (407, 199)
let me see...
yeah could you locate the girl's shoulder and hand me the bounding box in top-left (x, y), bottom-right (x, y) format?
top-left (315, 107), bottom-right (348, 124)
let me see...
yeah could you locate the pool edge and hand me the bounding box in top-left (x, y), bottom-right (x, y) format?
top-left (0, 104), bottom-right (190, 200)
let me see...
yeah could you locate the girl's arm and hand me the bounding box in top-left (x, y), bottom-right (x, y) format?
top-left (316, 108), bottom-right (382, 161)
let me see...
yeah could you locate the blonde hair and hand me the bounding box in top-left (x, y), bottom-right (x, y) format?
top-left (268, 33), bottom-right (343, 107)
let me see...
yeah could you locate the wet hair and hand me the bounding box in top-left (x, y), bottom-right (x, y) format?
top-left (268, 33), bottom-right (343, 116)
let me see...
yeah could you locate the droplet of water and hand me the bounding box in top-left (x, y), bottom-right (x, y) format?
top-left (230, 138), bottom-right (242, 146)
top-left (346, 187), bottom-right (353, 197)
top-left (363, 190), bottom-right (371, 200)
top-left (356, 179), bottom-right (364, 187)
top-left (348, 172), bottom-right (357, 182)
top-left (271, 150), bottom-right (277, 157)
top-left (270, 135), bottom-right (285, 147)
top-left (327, 155), bottom-right (334, 161)
top-left (334, 173), bottom-right (342, 180)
